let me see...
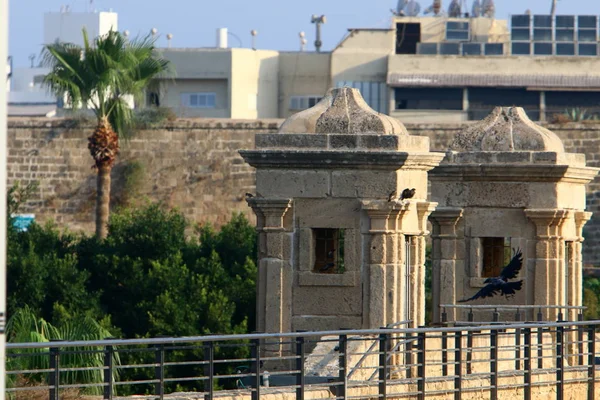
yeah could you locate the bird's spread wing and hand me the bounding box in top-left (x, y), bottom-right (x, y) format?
top-left (500, 249), bottom-right (523, 280)
top-left (458, 283), bottom-right (500, 302)
top-left (500, 280), bottom-right (523, 296)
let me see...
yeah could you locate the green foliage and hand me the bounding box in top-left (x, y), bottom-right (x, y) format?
top-left (7, 202), bottom-right (257, 394)
top-left (42, 28), bottom-right (171, 138)
top-left (563, 107), bottom-right (598, 122)
top-left (6, 306), bottom-right (119, 395)
top-left (133, 107), bottom-right (177, 129)
top-left (7, 180), bottom-right (39, 217)
top-left (583, 277), bottom-right (600, 320)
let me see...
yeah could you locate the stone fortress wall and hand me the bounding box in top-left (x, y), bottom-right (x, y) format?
top-left (8, 118), bottom-right (600, 265)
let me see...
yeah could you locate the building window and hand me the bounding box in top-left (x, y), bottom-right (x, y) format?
top-left (396, 22), bottom-right (421, 54)
top-left (313, 228), bottom-right (345, 274)
top-left (481, 237), bottom-right (512, 278)
top-left (290, 96), bottom-right (322, 110)
top-left (181, 92), bottom-right (216, 108)
top-left (395, 88), bottom-right (463, 111)
top-left (147, 92), bottom-right (160, 107)
top-left (446, 21), bottom-right (470, 41)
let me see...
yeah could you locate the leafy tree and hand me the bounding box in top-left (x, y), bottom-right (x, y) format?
top-left (42, 30), bottom-right (170, 238)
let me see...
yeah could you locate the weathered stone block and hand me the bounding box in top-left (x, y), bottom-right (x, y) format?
top-left (292, 286), bottom-right (362, 315)
top-left (331, 170), bottom-right (397, 198)
top-left (256, 170), bottom-right (330, 198)
top-left (255, 133), bottom-right (327, 149)
top-left (328, 134), bottom-right (357, 149)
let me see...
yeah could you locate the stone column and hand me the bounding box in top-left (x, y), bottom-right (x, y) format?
top-left (572, 212), bottom-right (592, 320)
top-left (364, 204), bottom-right (395, 328)
top-left (525, 209), bottom-right (569, 321)
top-left (430, 207), bottom-right (463, 324)
top-left (247, 198), bottom-right (292, 339)
top-left (415, 202), bottom-right (437, 328)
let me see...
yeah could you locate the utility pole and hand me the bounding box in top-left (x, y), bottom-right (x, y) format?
top-left (0, 0), bottom-right (9, 397)
top-left (311, 15), bottom-right (326, 53)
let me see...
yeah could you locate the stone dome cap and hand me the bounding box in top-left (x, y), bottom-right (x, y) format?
top-left (278, 87), bottom-right (408, 135)
top-left (451, 107), bottom-right (565, 153)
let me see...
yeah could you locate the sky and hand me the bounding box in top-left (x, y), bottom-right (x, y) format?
top-left (8, 0), bottom-right (600, 67)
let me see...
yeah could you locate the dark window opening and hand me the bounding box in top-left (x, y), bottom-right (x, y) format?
top-left (147, 92), bottom-right (160, 107)
top-left (313, 228), bottom-right (345, 274)
top-left (468, 88), bottom-right (539, 121)
top-left (546, 91), bottom-right (600, 116)
top-left (482, 237), bottom-right (512, 278)
top-left (396, 23), bottom-right (421, 54)
top-left (395, 88), bottom-right (463, 110)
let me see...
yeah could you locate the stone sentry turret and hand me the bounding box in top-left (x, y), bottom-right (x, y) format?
top-left (239, 87), bottom-right (444, 347)
top-left (430, 107), bottom-right (599, 323)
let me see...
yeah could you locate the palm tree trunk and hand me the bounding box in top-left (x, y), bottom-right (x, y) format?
top-left (95, 165), bottom-right (112, 239)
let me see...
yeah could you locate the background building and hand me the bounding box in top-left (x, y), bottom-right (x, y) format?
top-left (154, 13), bottom-right (600, 123)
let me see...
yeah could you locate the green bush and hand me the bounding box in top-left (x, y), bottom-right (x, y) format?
top-left (7, 202), bottom-right (257, 394)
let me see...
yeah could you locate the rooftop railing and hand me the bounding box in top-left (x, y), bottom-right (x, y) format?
top-left (6, 319), bottom-right (600, 400)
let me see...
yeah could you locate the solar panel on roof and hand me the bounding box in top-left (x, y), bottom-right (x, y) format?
top-left (462, 43), bottom-right (482, 56)
top-left (417, 43), bottom-right (438, 55)
top-left (579, 43), bottom-right (598, 56)
top-left (533, 15), bottom-right (552, 28)
top-left (534, 42), bottom-right (553, 55)
top-left (512, 28), bottom-right (531, 41)
top-left (440, 43), bottom-right (460, 55)
top-left (556, 16), bottom-right (575, 28)
top-left (511, 15), bottom-right (530, 27)
top-left (578, 15), bottom-right (597, 29)
top-left (556, 43), bottom-right (575, 56)
top-left (484, 43), bottom-right (503, 55)
top-left (512, 42), bottom-right (530, 55)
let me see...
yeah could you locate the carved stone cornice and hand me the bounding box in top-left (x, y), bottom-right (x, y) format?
top-left (525, 208), bottom-right (570, 239)
top-left (575, 211), bottom-right (593, 241)
top-left (247, 198), bottom-right (292, 231)
top-left (416, 201), bottom-right (438, 235)
top-left (430, 207), bottom-right (464, 238)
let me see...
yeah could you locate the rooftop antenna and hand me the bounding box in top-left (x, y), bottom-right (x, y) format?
top-left (482, 0), bottom-right (495, 18)
top-left (151, 28), bottom-right (158, 39)
top-left (166, 33), bottom-right (173, 48)
top-left (28, 54), bottom-right (36, 68)
top-left (550, 0), bottom-right (558, 19)
top-left (401, 1), bottom-right (421, 17)
top-left (299, 31), bottom-right (307, 51)
top-left (471, 0), bottom-right (482, 17)
top-left (448, 0), bottom-right (461, 17)
top-left (424, 0), bottom-right (442, 16)
top-left (311, 15), bottom-right (326, 53)
top-left (250, 30), bottom-right (258, 50)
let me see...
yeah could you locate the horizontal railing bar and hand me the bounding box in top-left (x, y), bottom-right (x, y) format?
top-left (441, 304), bottom-right (586, 310)
top-left (8, 320), bottom-right (600, 349)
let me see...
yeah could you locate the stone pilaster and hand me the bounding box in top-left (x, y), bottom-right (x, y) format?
top-left (571, 212), bottom-right (592, 320)
top-left (247, 198), bottom-right (292, 337)
top-left (414, 202), bottom-right (437, 328)
top-left (430, 207), bottom-right (463, 323)
top-left (525, 209), bottom-right (570, 321)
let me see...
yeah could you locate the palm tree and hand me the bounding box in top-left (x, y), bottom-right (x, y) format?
top-left (42, 29), bottom-right (170, 238)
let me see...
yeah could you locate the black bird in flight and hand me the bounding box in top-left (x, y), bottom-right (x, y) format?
top-left (459, 249), bottom-right (524, 302)
top-left (400, 188), bottom-right (416, 201)
top-left (387, 190), bottom-right (397, 202)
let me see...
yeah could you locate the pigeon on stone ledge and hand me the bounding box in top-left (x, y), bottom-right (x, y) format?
top-left (387, 190), bottom-right (397, 202)
top-left (400, 188), bottom-right (416, 201)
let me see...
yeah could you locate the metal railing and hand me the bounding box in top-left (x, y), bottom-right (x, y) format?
top-left (6, 319), bottom-right (600, 400)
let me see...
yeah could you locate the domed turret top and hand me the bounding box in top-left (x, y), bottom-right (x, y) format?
top-left (278, 87), bottom-right (408, 135)
top-left (451, 107), bottom-right (565, 153)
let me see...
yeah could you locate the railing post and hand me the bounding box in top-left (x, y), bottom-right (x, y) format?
top-left (251, 338), bottom-right (261, 400)
top-left (49, 345), bottom-right (60, 400)
top-left (417, 330), bottom-right (426, 400)
top-left (338, 333), bottom-right (348, 400)
top-left (155, 343), bottom-right (165, 400)
top-left (379, 330), bottom-right (388, 400)
top-left (296, 334), bottom-right (305, 400)
top-left (588, 325), bottom-right (596, 400)
top-left (103, 343), bottom-right (114, 400)
top-left (537, 310), bottom-right (544, 369)
top-left (454, 331), bottom-right (462, 400)
top-left (442, 313), bottom-right (448, 377)
top-left (466, 310), bottom-right (474, 374)
top-left (578, 313), bottom-right (584, 366)
top-left (490, 329), bottom-right (498, 400)
top-left (405, 331), bottom-right (412, 379)
top-left (515, 310), bottom-right (522, 371)
top-left (556, 325), bottom-right (564, 400)
top-left (524, 328), bottom-right (532, 400)
top-left (203, 341), bottom-right (214, 400)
